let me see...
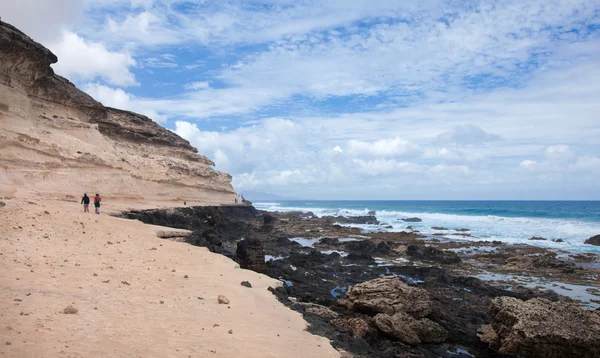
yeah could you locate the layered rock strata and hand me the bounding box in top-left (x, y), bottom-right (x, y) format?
top-left (0, 21), bottom-right (236, 203)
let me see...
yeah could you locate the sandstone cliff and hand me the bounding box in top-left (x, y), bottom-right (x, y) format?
top-left (0, 21), bottom-right (237, 204)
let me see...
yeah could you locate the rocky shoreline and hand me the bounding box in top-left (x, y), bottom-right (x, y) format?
top-left (120, 206), bottom-right (600, 357)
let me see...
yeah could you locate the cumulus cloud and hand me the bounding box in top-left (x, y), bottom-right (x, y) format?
top-left (49, 31), bottom-right (137, 86)
top-left (347, 137), bottom-right (419, 158)
top-left (83, 83), bottom-right (166, 122)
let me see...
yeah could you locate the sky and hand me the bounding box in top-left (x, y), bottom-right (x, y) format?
top-left (2, 0), bottom-right (600, 200)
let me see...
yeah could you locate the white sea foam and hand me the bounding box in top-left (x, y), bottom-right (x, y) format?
top-left (256, 203), bottom-right (600, 254)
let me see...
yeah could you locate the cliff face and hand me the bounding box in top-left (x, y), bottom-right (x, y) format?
top-left (0, 21), bottom-right (237, 204)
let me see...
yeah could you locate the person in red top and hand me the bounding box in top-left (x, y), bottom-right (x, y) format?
top-left (93, 194), bottom-right (102, 215)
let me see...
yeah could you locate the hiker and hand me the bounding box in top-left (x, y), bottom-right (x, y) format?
top-left (93, 193), bottom-right (102, 215)
top-left (81, 193), bottom-right (90, 213)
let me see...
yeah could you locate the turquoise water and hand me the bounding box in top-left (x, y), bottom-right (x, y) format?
top-left (254, 201), bottom-right (600, 253)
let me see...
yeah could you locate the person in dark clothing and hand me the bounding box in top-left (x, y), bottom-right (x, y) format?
top-left (81, 193), bottom-right (90, 213)
top-left (93, 194), bottom-right (102, 214)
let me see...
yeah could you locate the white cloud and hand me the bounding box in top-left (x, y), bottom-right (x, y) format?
top-left (83, 83), bottom-right (166, 122)
top-left (49, 31), bottom-right (137, 86)
top-left (184, 81), bottom-right (210, 90)
top-left (437, 125), bottom-right (502, 145)
top-left (347, 137), bottom-right (419, 158)
top-left (0, 0), bottom-right (82, 42)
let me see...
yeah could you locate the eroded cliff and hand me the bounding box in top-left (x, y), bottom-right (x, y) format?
top-left (0, 21), bottom-right (237, 204)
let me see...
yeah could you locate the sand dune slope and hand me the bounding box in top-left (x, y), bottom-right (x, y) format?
top-left (0, 198), bottom-right (339, 358)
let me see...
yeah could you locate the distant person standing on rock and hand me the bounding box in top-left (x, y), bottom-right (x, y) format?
top-left (81, 193), bottom-right (90, 213)
top-left (93, 194), bottom-right (102, 214)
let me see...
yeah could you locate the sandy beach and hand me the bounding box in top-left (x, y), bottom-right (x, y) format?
top-left (0, 197), bottom-right (339, 357)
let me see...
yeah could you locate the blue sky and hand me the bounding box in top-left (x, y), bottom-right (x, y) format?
top-left (2, 0), bottom-right (600, 199)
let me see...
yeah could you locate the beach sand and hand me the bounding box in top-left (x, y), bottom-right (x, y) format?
top-left (0, 197), bottom-right (339, 357)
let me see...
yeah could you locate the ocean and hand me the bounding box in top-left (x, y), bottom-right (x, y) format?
top-left (253, 200), bottom-right (600, 254)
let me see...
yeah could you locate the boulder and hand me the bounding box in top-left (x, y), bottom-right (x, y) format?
top-left (374, 312), bottom-right (447, 345)
top-left (235, 238), bottom-right (268, 273)
top-left (331, 317), bottom-right (370, 338)
top-left (347, 276), bottom-right (432, 318)
top-left (489, 296), bottom-right (600, 357)
top-left (261, 214), bottom-right (276, 231)
top-left (406, 245), bottom-right (461, 264)
top-left (344, 240), bottom-right (377, 253)
top-left (585, 235), bottom-right (600, 246)
top-left (529, 236), bottom-right (547, 241)
top-left (401, 217), bottom-right (422, 222)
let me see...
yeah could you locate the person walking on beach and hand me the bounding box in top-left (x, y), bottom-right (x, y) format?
top-left (93, 194), bottom-right (102, 215)
top-left (81, 193), bottom-right (90, 213)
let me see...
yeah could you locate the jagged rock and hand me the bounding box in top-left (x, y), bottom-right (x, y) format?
top-left (585, 235), bottom-right (600, 246)
top-left (529, 236), bottom-right (547, 241)
top-left (401, 217), bottom-right (422, 222)
top-left (298, 303), bottom-right (339, 320)
top-left (490, 296), bottom-right (600, 357)
top-left (344, 240), bottom-right (376, 253)
top-left (375, 311), bottom-right (448, 345)
top-left (374, 241), bottom-right (392, 255)
top-left (235, 238), bottom-right (268, 274)
top-left (188, 229), bottom-right (223, 253)
top-left (406, 245), bottom-right (461, 264)
top-left (325, 215), bottom-right (379, 225)
top-left (477, 324), bottom-right (500, 349)
top-left (262, 214), bottom-right (276, 231)
top-left (347, 276), bottom-right (433, 318)
top-left (331, 317), bottom-right (370, 338)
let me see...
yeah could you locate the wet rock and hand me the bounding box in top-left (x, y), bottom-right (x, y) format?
top-left (262, 214), bottom-right (276, 231)
top-left (347, 276), bottom-right (433, 318)
top-left (455, 228), bottom-right (470, 232)
top-left (374, 241), bottom-right (392, 255)
top-left (431, 226), bottom-right (448, 230)
top-left (331, 317), bottom-right (370, 338)
top-left (217, 295), bottom-right (230, 304)
top-left (552, 238), bottom-right (564, 242)
top-left (343, 240), bottom-right (376, 253)
top-left (345, 252), bottom-right (375, 264)
top-left (584, 235), bottom-right (600, 246)
top-left (401, 217), bottom-right (422, 222)
top-left (406, 245), bottom-right (461, 264)
top-left (529, 236), bottom-right (547, 241)
top-left (235, 238), bottom-right (268, 274)
top-left (240, 281), bottom-right (252, 288)
top-left (490, 296), bottom-right (600, 357)
top-left (327, 215), bottom-right (379, 225)
top-left (320, 237), bottom-right (340, 246)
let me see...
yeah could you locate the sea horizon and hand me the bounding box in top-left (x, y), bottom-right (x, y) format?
top-left (253, 200), bottom-right (600, 254)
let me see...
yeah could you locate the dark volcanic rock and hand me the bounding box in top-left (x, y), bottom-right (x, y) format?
top-left (489, 296), bottom-right (600, 357)
top-left (401, 217), bottom-right (422, 222)
top-left (344, 240), bottom-right (377, 253)
top-left (325, 215), bottom-right (380, 225)
top-left (431, 226), bottom-right (448, 230)
top-left (529, 236), bottom-right (547, 241)
top-left (236, 239), bottom-right (268, 273)
top-left (262, 214), bottom-right (276, 231)
top-left (187, 229), bottom-right (223, 254)
top-left (585, 235), bottom-right (600, 246)
top-left (406, 245), bottom-right (461, 264)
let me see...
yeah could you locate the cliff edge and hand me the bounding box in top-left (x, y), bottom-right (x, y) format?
top-left (0, 20), bottom-right (237, 204)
